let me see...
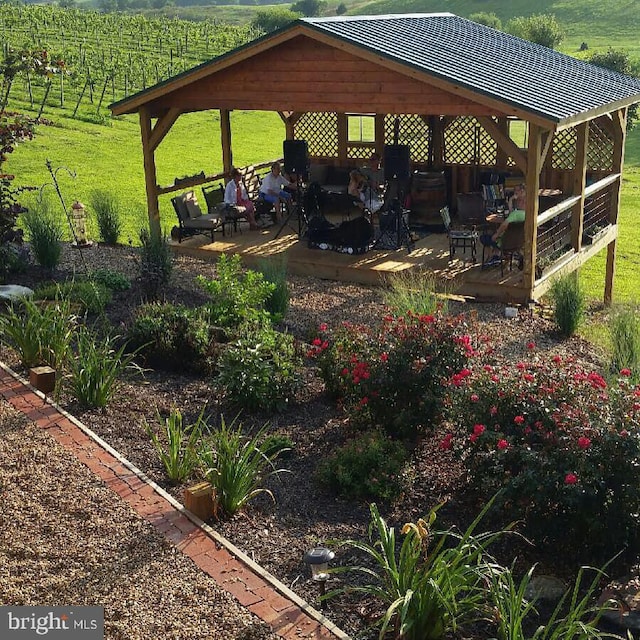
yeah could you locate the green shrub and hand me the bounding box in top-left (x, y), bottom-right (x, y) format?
top-left (550, 272), bottom-right (585, 337)
top-left (251, 8), bottom-right (299, 33)
top-left (316, 430), bottom-right (407, 501)
top-left (217, 324), bottom-right (301, 413)
top-left (257, 256), bottom-right (289, 322)
top-left (330, 501), bottom-right (501, 640)
top-left (66, 329), bottom-right (142, 408)
top-left (506, 13), bottom-right (564, 49)
top-left (469, 12), bottom-right (502, 30)
top-left (444, 351), bottom-right (640, 565)
top-left (34, 280), bottom-right (111, 314)
top-left (0, 242), bottom-right (30, 282)
top-left (0, 297), bottom-right (75, 369)
top-left (90, 189), bottom-right (122, 245)
top-left (610, 304), bottom-right (640, 379)
top-left (382, 268), bottom-right (447, 317)
top-left (128, 302), bottom-right (217, 374)
top-left (89, 268), bottom-right (131, 292)
top-left (197, 253), bottom-right (275, 330)
top-left (311, 314), bottom-right (472, 439)
top-left (138, 227), bottom-right (172, 299)
top-left (260, 433), bottom-right (294, 459)
top-left (199, 418), bottom-right (289, 516)
top-left (22, 201), bottom-right (63, 271)
top-left (144, 408), bottom-right (204, 484)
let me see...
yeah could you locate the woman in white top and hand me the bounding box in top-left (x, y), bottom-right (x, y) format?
top-left (224, 168), bottom-right (257, 230)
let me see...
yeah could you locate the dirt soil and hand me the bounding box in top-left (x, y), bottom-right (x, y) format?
top-left (0, 243), bottom-right (610, 639)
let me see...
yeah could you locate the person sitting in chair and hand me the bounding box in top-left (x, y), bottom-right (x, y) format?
top-left (225, 168), bottom-right (258, 230)
top-left (259, 162), bottom-right (294, 221)
top-left (348, 169), bottom-right (383, 215)
top-left (480, 183), bottom-right (526, 267)
top-left (361, 152), bottom-right (384, 193)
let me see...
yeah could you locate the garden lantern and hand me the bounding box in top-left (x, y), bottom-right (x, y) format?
top-left (71, 200), bottom-right (91, 247)
top-left (303, 547), bottom-right (334, 610)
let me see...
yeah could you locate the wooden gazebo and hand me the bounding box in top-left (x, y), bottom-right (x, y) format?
top-left (110, 13), bottom-right (640, 304)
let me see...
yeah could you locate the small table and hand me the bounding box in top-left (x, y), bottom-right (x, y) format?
top-left (448, 228), bottom-right (479, 262)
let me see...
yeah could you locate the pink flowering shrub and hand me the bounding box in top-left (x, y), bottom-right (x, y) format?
top-left (311, 313), bottom-right (473, 439)
top-left (443, 352), bottom-right (640, 562)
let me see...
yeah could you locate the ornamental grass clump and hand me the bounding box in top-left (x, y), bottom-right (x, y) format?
top-left (144, 408), bottom-right (205, 484)
top-left (310, 313), bottom-right (474, 439)
top-left (328, 501), bottom-right (503, 640)
top-left (610, 304), bottom-right (640, 381)
top-left (550, 271), bottom-right (585, 337)
top-left (199, 417), bottom-right (289, 516)
top-left (443, 347), bottom-right (640, 565)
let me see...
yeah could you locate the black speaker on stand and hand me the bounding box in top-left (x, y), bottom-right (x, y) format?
top-left (283, 139), bottom-right (309, 178)
top-left (383, 144), bottom-right (410, 182)
top-left (275, 139), bottom-right (309, 239)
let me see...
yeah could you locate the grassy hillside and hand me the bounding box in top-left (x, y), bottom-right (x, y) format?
top-left (353, 0), bottom-right (640, 61)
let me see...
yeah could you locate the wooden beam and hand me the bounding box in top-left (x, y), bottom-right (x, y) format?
top-left (540, 129), bottom-right (554, 168)
top-left (279, 111), bottom-right (303, 139)
top-left (523, 123), bottom-right (543, 296)
top-left (476, 116), bottom-right (527, 174)
top-left (149, 107), bottom-right (181, 152)
top-left (571, 122), bottom-right (588, 251)
top-left (220, 108), bottom-right (232, 175)
top-left (139, 107), bottom-right (161, 236)
top-left (495, 117), bottom-right (508, 170)
top-left (605, 107), bottom-right (628, 305)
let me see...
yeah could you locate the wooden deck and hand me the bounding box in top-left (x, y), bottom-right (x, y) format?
top-left (171, 219), bottom-right (534, 303)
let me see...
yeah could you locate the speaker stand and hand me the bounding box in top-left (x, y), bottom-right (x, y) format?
top-left (372, 184), bottom-right (414, 253)
top-left (273, 178), bottom-right (307, 240)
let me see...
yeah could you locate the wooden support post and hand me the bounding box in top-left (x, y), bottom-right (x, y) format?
top-left (571, 122), bottom-right (588, 251)
top-left (523, 124), bottom-right (543, 297)
top-left (220, 108), bottom-right (232, 176)
top-left (139, 106), bottom-right (161, 237)
top-left (337, 112), bottom-right (348, 165)
top-left (495, 117), bottom-right (509, 171)
top-left (605, 108), bottom-right (628, 306)
top-left (374, 114), bottom-right (385, 159)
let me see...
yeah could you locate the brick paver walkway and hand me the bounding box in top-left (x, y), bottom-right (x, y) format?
top-left (0, 363), bottom-right (348, 640)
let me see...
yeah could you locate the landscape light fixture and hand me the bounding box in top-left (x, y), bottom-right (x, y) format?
top-left (303, 547), bottom-right (334, 610)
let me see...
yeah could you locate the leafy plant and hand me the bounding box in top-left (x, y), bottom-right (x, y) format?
top-left (0, 240), bottom-right (30, 282)
top-left (260, 433), bottom-right (294, 459)
top-left (138, 227), bottom-right (172, 299)
top-left (329, 500), bottom-right (502, 640)
top-left (144, 407), bottom-right (205, 484)
top-left (444, 351), bottom-right (640, 565)
top-left (90, 188), bottom-right (122, 245)
top-left (198, 253), bottom-right (275, 330)
top-left (0, 297), bottom-right (76, 369)
top-left (488, 563), bottom-right (617, 640)
top-left (127, 302), bottom-right (217, 374)
top-left (89, 268), bottom-right (131, 292)
top-left (34, 279), bottom-right (111, 314)
top-left (550, 271), bottom-right (585, 337)
top-left (257, 256), bottom-right (289, 322)
top-left (506, 14), bottom-right (564, 49)
top-left (199, 418), bottom-right (289, 516)
top-left (22, 198), bottom-right (63, 271)
top-left (66, 329), bottom-right (142, 408)
top-left (609, 304), bottom-right (640, 379)
top-left (217, 324), bottom-right (301, 412)
top-left (382, 268), bottom-right (447, 317)
top-left (316, 430), bottom-right (407, 501)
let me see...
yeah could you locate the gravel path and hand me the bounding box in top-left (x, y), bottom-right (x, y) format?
top-left (0, 400), bottom-right (277, 640)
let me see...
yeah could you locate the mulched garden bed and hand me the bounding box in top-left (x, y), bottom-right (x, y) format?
top-left (0, 243), bottom-right (613, 639)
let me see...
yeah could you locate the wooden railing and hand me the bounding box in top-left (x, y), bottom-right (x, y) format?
top-left (156, 158), bottom-right (282, 196)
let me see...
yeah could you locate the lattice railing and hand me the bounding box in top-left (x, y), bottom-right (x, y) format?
top-left (583, 184), bottom-right (613, 232)
top-left (384, 114), bottom-right (431, 163)
top-left (294, 112), bottom-right (338, 158)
